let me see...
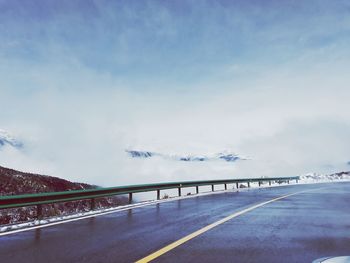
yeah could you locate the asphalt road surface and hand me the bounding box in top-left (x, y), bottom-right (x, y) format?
top-left (1, 182), bottom-right (349, 263)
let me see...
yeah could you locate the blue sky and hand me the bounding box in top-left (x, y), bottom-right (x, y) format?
top-left (1, 0), bottom-right (350, 185)
top-left (2, 0), bottom-right (349, 90)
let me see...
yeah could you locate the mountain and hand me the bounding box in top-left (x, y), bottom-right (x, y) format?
top-left (127, 150), bottom-right (157, 158)
top-left (126, 150), bottom-right (243, 162)
top-left (0, 129), bottom-right (23, 149)
top-left (0, 165), bottom-right (127, 225)
top-left (0, 165), bottom-right (94, 196)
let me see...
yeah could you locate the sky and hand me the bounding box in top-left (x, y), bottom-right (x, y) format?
top-left (1, 0), bottom-right (350, 186)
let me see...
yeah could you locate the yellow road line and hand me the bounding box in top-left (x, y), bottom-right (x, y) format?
top-left (136, 188), bottom-right (324, 263)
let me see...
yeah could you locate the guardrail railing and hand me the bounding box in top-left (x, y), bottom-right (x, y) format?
top-left (0, 176), bottom-right (299, 219)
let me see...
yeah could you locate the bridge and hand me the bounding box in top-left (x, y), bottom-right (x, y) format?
top-left (1, 177), bottom-right (349, 262)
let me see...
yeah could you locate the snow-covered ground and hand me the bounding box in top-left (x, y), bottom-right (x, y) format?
top-left (1, 173), bottom-right (349, 235)
top-left (299, 171), bottom-right (350, 183)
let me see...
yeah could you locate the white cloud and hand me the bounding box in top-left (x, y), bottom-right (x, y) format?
top-left (1, 55), bottom-right (349, 186)
top-left (1, 1), bottom-right (350, 186)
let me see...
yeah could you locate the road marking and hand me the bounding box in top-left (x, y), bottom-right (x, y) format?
top-left (136, 188), bottom-right (325, 263)
top-left (0, 188), bottom-right (242, 237)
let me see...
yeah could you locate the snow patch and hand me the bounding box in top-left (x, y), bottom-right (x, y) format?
top-left (0, 129), bottom-right (23, 149)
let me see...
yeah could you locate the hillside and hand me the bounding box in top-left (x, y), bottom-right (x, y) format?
top-left (0, 165), bottom-right (127, 224)
top-left (0, 165), bottom-right (94, 195)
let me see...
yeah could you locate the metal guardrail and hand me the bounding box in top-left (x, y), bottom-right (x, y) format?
top-left (0, 176), bottom-right (299, 219)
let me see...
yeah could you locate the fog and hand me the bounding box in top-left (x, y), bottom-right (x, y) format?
top-left (1, 0), bottom-right (350, 186)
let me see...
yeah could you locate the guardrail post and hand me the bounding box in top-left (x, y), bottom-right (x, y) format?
top-left (247, 182), bottom-right (250, 188)
top-left (37, 204), bottom-right (43, 220)
top-left (0, 176), bottom-right (300, 213)
top-left (91, 198), bottom-right (96, 210)
top-left (211, 185), bottom-right (214, 192)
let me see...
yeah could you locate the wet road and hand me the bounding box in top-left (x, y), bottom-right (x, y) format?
top-left (0, 182), bottom-right (349, 263)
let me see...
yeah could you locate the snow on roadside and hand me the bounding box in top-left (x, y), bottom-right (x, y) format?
top-left (299, 171), bottom-right (350, 183)
top-left (1, 173), bottom-right (349, 235)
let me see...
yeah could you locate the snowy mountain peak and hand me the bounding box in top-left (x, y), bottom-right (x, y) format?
top-left (125, 150), bottom-right (244, 163)
top-left (126, 150), bottom-right (157, 158)
top-left (0, 129), bottom-right (23, 149)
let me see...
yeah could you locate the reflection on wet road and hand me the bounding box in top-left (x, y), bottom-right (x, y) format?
top-left (1, 182), bottom-right (349, 263)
